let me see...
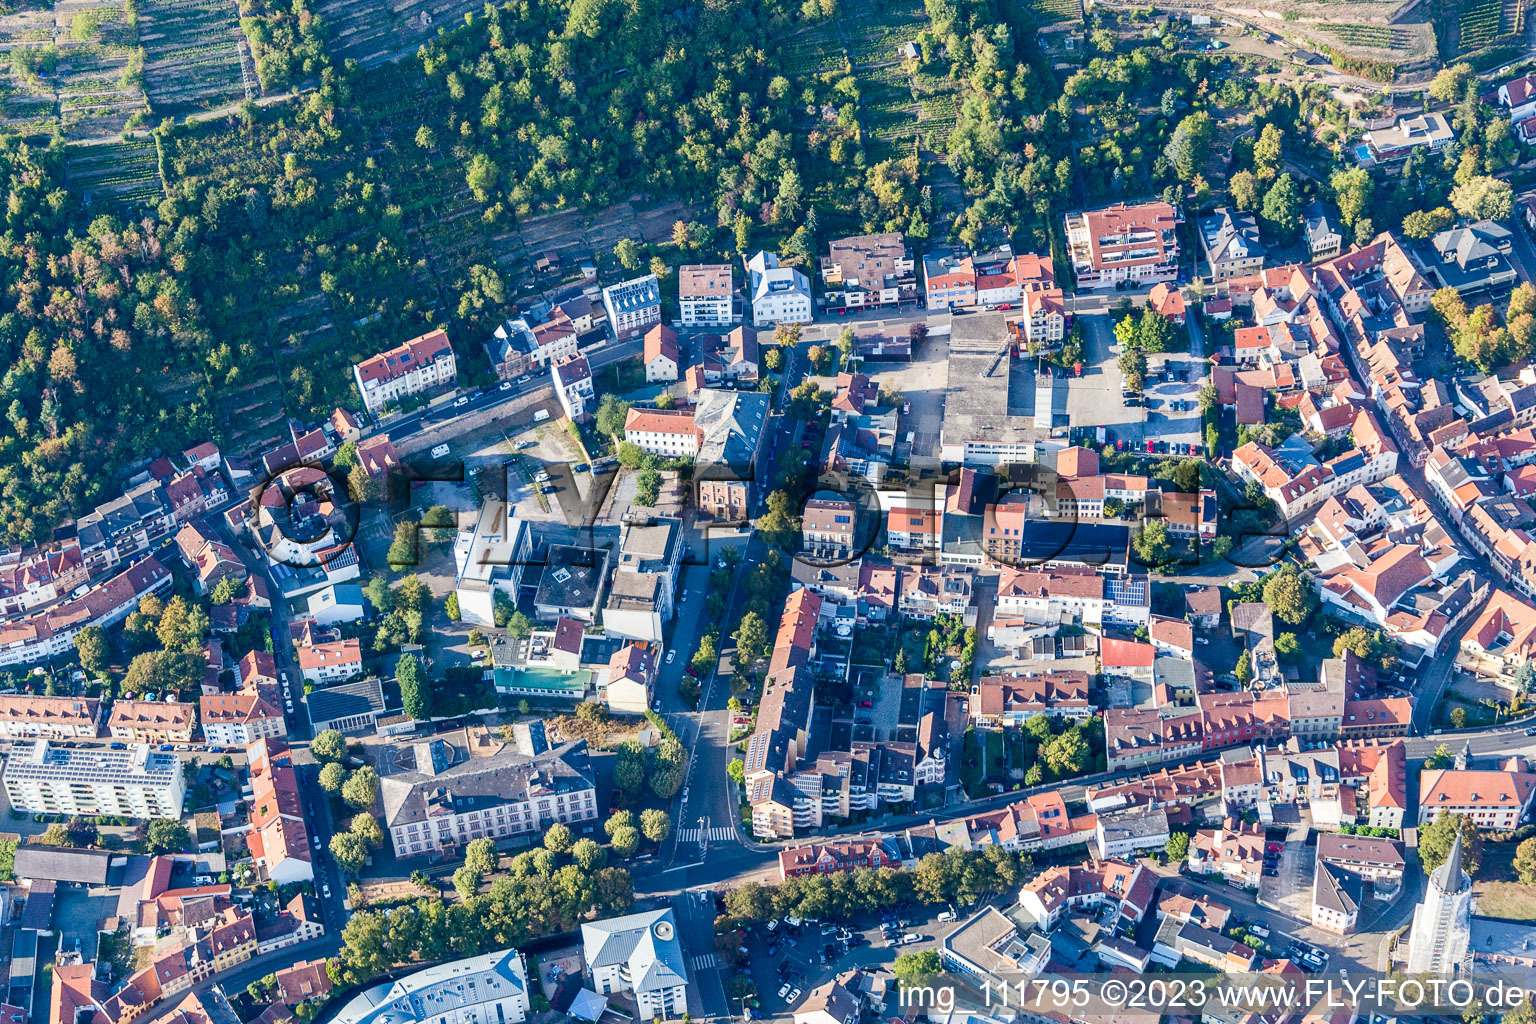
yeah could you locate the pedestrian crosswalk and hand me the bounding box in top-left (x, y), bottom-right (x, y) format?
top-left (689, 954), bottom-right (719, 971)
top-left (676, 826), bottom-right (737, 843)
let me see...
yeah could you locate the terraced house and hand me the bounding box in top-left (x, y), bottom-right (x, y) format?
top-left (352, 329), bottom-right (457, 416)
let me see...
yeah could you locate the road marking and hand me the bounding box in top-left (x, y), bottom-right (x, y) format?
top-left (676, 827), bottom-right (736, 843)
top-left (689, 954), bottom-right (719, 970)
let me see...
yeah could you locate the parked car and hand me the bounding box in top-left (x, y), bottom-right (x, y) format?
top-left (499, 380), bottom-right (513, 391)
top-left (454, 396), bottom-right (469, 407)
top-left (666, 650), bottom-right (677, 664)
top-left (518, 375), bottom-right (532, 384)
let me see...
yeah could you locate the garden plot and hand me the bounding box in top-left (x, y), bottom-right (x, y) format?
top-left (51, 1), bottom-right (148, 139)
top-left (318, 0), bottom-right (484, 66)
top-left (0, 7), bottom-right (63, 137)
top-left (65, 137), bottom-right (161, 210)
top-left (137, 0), bottom-right (250, 116)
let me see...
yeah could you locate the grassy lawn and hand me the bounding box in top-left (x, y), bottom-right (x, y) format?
top-left (1475, 881), bottom-right (1536, 921)
top-left (960, 728), bottom-right (984, 797)
top-left (985, 729), bottom-right (1005, 781)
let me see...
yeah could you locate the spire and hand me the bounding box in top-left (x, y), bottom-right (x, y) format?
top-left (1432, 831), bottom-right (1469, 895)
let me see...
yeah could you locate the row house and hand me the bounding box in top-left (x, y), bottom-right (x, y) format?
top-left (643, 324), bottom-right (680, 383)
top-left (246, 738), bottom-right (314, 885)
top-left (970, 671), bottom-right (1093, 727)
top-left (1232, 412), bottom-right (1398, 519)
top-left (0, 541), bottom-right (87, 618)
top-left (0, 557), bottom-right (172, 668)
top-left (175, 523), bottom-right (247, 598)
top-left (777, 837), bottom-right (903, 880)
top-left (0, 695), bottom-right (101, 740)
top-left (486, 306), bottom-right (582, 379)
top-left (107, 700), bottom-right (196, 744)
top-left (1103, 706), bottom-right (1203, 771)
top-left (352, 329), bottom-right (456, 416)
top-left (200, 692), bottom-right (286, 747)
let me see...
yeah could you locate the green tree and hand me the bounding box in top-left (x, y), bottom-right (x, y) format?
top-left (1260, 173), bottom-right (1301, 240)
top-left (144, 819), bottom-right (190, 855)
top-left (892, 950), bottom-right (942, 991)
top-left (386, 521), bottom-right (417, 568)
top-left (735, 611), bottom-right (769, 666)
top-left (75, 626), bottom-right (109, 678)
top-left (1451, 176), bottom-right (1514, 221)
top-left (311, 729), bottom-right (345, 763)
top-left (727, 758), bottom-right (745, 784)
top-left (1513, 837), bottom-right (1536, 886)
top-left (1234, 649), bottom-right (1253, 686)
top-left (453, 865), bottom-right (482, 900)
top-left (1165, 112), bottom-right (1214, 181)
top-left (1165, 832), bottom-right (1190, 860)
top-left (605, 810), bottom-right (634, 838)
top-left (1427, 743), bottom-right (1454, 769)
top-left (1402, 206), bottom-right (1456, 240)
top-left (1137, 307), bottom-right (1173, 355)
top-left (1043, 729), bottom-right (1087, 777)
top-left (614, 238), bottom-right (641, 271)
top-left (330, 832), bottom-right (367, 874)
top-left (444, 592), bottom-right (460, 621)
top-left (572, 838), bottom-right (606, 870)
top-left (1451, 707), bottom-right (1468, 729)
top-left (594, 394), bottom-right (632, 438)
top-left (610, 825), bottom-right (640, 859)
top-left (1133, 520), bottom-right (1172, 567)
top-left (398, 653), bottom-right (431, 720)
top-left (1428, 62), bottom-right (1474, 102)
top-left (1251, 123), bottom-right (1284, 182)
top-left (156, 597), bottom-right (209, 652)
top-left (318, 762), bottom-right (348, 792)
top-left (351, 813), bottom-right (385, 849)
top-left (1329, 168), bottom-right (1372, 228)
top-left (1263, 564), bottom-right (1315, 626)
top-left (544, 822), bottom-right (573, 852)
top-left (1274, 632), bottom-right (1301, 664)
top-left (342, 766), bottom-right (380, 810)
top-left (465, 837), bottom-right (498, 875)
top-left (1417, 813), bottom-right (1480, 876)
top-left (1229, 170), bottom-right (1259, 212)
top-left (640, 809), bottom-right (671, 843)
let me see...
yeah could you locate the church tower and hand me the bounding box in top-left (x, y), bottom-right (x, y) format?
top-left (1406, 833), bottom-right (1473, 974)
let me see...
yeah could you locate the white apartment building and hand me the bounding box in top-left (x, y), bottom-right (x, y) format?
top-left (602, 275), bottom-right (662, 340)
top-left (553, 357), bottom-right (596, 421)
top-left (583, 910), bottom-right (689, 1019)
top-left (0, 696), bottom-right (102, 740)
top-left (381, 740), bottom-right (597, 858)
top-left (200, 693), bottom-right (287, 747)
top-left (746, 251), bottom-right (813, 327)
top-left (454, 501), bottom-right (532, 629)
top-left (352, 329), bottom-right (457, 416)
top-left (622, 408), bottom-right (702, 458)
top-left (330, 949), bottom-right (530, 1024)
top-left (3, 740), bottom-right (185, 819)
top-left (678, 264), bottom-right (734, 326)
top-left (1418, 768), bottom-right (1536, 830)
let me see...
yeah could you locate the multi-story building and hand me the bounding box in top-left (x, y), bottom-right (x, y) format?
top-left (602, 518), bottom-right (683, 643)
top-left (246, 738), bottom-right (314, 885)
top-left (329, 949), bottom-right (531, 1024)
top-left (1197, 207), bottom-right (1265, 280)
top-left (453, 500), bottom-right (532, 629)
top-left (0, 696), bottom-right (101, 740)
top-left (381, 739), bottom-right (597, 858)
top-left (746, 251), bottom-right (813, 327)
top-left (0, 556), bottom-right (172, 669)
top-left (1065, 201), bottom-right (1181, 289)
top-left (602, 275), bottom-right (662, 340)
top-left (1419, 765), bottom-right (1536, 829)
top-left (552, 356), bottom-right (595, 421)
top-left (296, 637), bottom-right (363, 685)
top-left (800, 498), bottom-right (858, 556)
top-left (778, 837), bottom-right (905, 880)
top-left (1187, 822), bottom-right (1265, 887)
top-left (107, 700), bottom-right (196, 744)
top-left (583, 910), bottom-right (688, 1019)
top-left (352, 329), bottom-right (457, 416)
top-left (644, 325), bottom-right (680, 383)
top-left (820, 233), bottom-right (916, 312)
top-left (200, 693), bottom-right (286, 747)
top-left (623, 407), bottom-right (701, 458)
top-left (485, 310), bottom-right (581, 379)
top-left (678, 264), bottom-right (734, 326)
top-left (1359, 112), bottom-right (1453, 165)
top-left (694, 389), bottom-right (770, 520)
top-left (3, 740), bottom-right (185, 818)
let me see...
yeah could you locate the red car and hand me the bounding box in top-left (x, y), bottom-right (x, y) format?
top-left (1145, 440), bottom-right (1155, 453)
top-left (995, 303), bottom-right (1012, 311)
top-left (858, 700), bottom-right (873, 708)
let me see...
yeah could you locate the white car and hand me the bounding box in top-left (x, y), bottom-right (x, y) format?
top-left (518, 375), bottom-right (532, 384)
top-left (322, 883), bottom-right (331, 897)
top-left (454, 396), bottom-right (469, 407)
top-left (666, 650), bottom-right (677, 664)
top-left (788, 989), bottom-right (801, 1003)
top-left (499, 380), bottom-right (513, 391)
top-left (778, 984), bottom-right (792, 999)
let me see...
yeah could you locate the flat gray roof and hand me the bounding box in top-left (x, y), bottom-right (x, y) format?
top-left (942, 314), bottom-right (1038, 446)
